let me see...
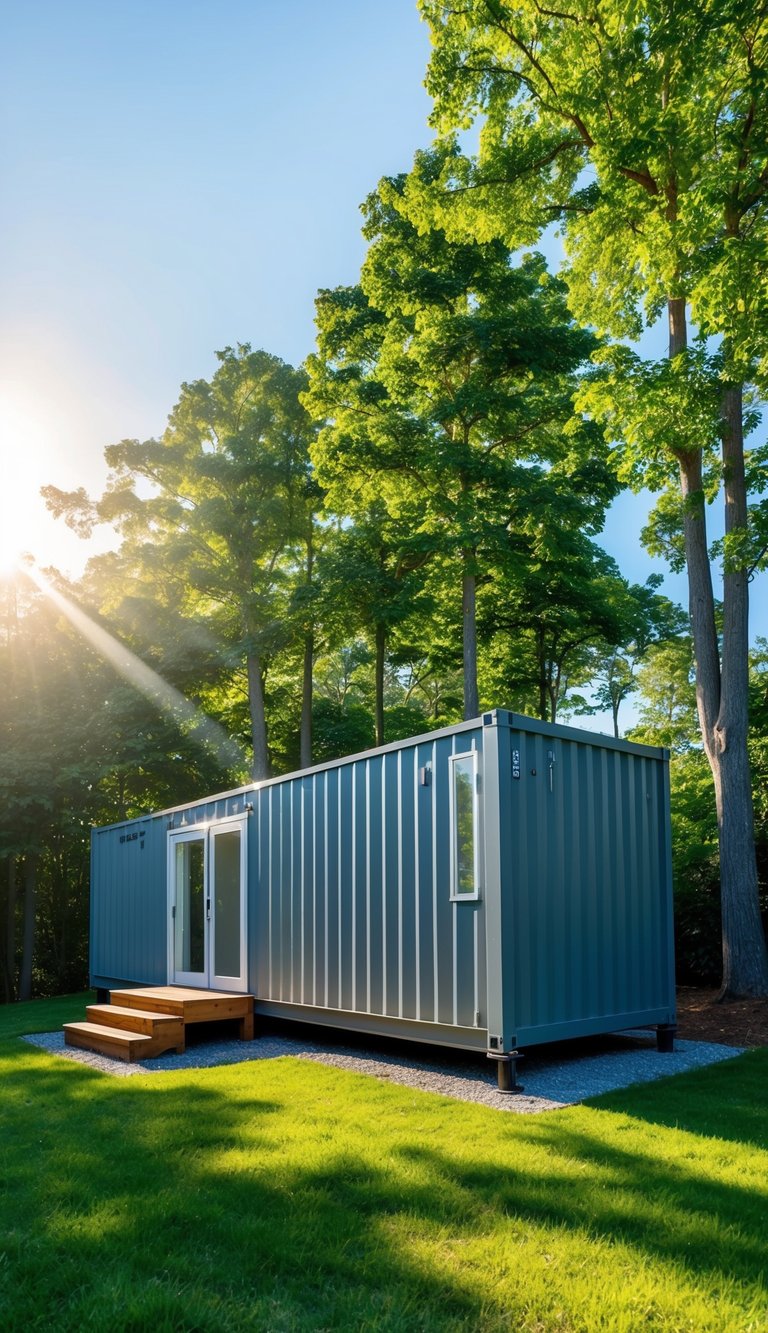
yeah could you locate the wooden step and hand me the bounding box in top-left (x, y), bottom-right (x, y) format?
top-left (86, 1004), bottom-right (184, 1046)
top-left (109, 988), bottom-right (185, 1016)
top-left (63, 1021), bottom-right (182, 1062)
top-left (110, 987), bottom-right (254, 1038)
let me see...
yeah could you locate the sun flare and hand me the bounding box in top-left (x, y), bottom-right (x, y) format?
top-left (0, 392), bottom-right (57, 573)
top-left (0, 506), bottom-right (28, 576)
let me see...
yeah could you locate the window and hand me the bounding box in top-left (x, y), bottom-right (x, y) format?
top-left (451, 751), bottom-right (480, 899)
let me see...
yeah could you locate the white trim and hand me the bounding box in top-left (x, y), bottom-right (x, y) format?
top-left (167, 815), bottom-right (248, 991)
top-left (449, 749), bottom-right (482, 902)
top-left (210, 818), bottom-right (248, 991)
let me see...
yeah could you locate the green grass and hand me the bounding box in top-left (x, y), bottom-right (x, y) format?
top-left (0, 991), bottom-right (96, 1039)
top-left (1, 995), bottom-right (766, 1332)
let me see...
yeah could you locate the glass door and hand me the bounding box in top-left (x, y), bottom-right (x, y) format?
top-left (169, 819), bottom-right (247, 992)
top-left (210, 824), bottom-right (246, 990)
top-left (171, 831), bottom-right (208, 987)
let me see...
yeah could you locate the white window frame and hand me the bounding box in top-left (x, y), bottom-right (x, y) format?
top-left (449, 749), bottom-right (481, 901)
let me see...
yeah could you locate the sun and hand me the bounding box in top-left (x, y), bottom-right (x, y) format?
top-left (0, 389), bottom-right (109, 577)
top-left (0, 541), bottom-right (27, 580)
top-left (0, 497), bottom-right (27, 575)
top-left (0, 542), bottom-right (22, 579)
top-left (0, 395), bottom-right (52, 574)
top-left (0, 473), bottom-right (34, 576)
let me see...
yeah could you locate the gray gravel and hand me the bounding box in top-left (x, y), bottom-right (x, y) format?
top-left (22, 1027), bottom-right (745, 1114)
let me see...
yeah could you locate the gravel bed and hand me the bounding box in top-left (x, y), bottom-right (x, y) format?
top-left (22, 1028), bottom-right (745, 1115)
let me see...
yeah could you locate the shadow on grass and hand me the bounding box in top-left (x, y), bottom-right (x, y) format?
top-left (586, 1047), bottom-right (768, 1149)
top-left (1, 1039), bottom-right (766, 1331)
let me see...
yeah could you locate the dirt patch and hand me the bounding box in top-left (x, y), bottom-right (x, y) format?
top-left (676, 986), bottom-right (768, 1048)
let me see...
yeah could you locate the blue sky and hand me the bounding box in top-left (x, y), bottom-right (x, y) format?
top-left (1, 1), bottom-right (432, 567)
top-left (1, 0), bottom-right (763, 653)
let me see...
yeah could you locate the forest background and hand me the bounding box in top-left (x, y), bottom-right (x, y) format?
top-left (2, 1), bottom-right (767, 1004)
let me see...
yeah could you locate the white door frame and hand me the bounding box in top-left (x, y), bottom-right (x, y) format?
top-left (167, 816), bottom-right (248, 992)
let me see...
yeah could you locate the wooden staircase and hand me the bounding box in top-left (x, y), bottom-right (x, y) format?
top-left (63, 986), bottom-right (255, 1063)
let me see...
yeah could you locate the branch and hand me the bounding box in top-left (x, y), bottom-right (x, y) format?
top-left (748, 540), bottom-right (768, 580)
top-left (463, 38), bottom-right (657, 194)
top-left (482, 1), bottom-right (572, 117)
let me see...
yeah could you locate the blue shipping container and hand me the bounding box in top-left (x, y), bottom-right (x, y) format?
top-left (90, 710), bottom-right (676, 1077)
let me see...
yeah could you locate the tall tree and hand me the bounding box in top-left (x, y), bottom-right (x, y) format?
top-left (585, 578), bottom-right (689, 737)
top-left (314, 512), bottom-right (431, 746)
top-left (419, 0), bottom-right (768, 994)
top-left (629, 634), bottom-right (723, 982)
top-left (478, 510), bottom-right (633, 724)
top-left (46, 346), bottom-right (316, 779)
top-left (307, 157), bottom-right (610, 720)
top-left (0, 567), bottom-right (239, 1000)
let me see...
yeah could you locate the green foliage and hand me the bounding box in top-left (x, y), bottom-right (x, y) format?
top-left (629, 637), bottom-right (699, 754)
top-left (47, 346), bottom-right (316, 779)
top-left (421, 0), bottom-right (768, 354)
top-left (478, 532), bottom-right (638, 723)
top-left (670, 751), bottom-right (723, 984)
top-left (310, 697), bottom-right (376, 765)
top-left (417, 0), bottom-right (768, 540)
top-left (628, 636), bottom-right (722, 980)
top-left (0, 570), bottom-right (240, 1000)
top-left (306, 151), bottom-right (616, 719)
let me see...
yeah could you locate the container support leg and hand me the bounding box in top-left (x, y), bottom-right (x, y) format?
top-left (487, 1050), bottom-right (524, 1094)
top-left (656, 1023), bottom-right (676, 1053)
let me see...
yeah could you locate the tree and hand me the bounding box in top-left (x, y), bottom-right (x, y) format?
top-left (419, 0), bottom-right (768, 994)
top-left (585, 578), bottom-right (689, 737)
top-left (478, 516), bottom-right (634, 724)
top-left (0, 565), bottom-right (241, 1001)
top-left (306, 156), bottom-right (611, 721)
top-left (314, 513), bottom-right (431, 746)
top-left (46, 346), bottom-right (316, 779)
top-left (628, 634), bottom-right (723, 982)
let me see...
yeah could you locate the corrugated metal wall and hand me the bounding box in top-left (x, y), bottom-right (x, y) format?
top-left (495, 719), bottom-right (674, 1045)
top-left (251, 727), bottom-right (486, 1036)
top-left (91, 790), bottom-right (252, 988)
top-left (90, 816), bottom-right (166, 986)
top-left (89, 712), bottom-right (673, 1052)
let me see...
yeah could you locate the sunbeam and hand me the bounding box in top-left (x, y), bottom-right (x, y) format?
top-left (25, 564), bottom-right (247, 776)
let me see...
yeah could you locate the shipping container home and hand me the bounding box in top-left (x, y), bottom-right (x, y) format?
top-left (89, 710), bottom-right (676, 1086)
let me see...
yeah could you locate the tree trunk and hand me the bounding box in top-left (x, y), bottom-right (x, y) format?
top-left (18, 852), bottom-right (38, 1002)
top-left (247, 651), bottom-right (270, 781)
top-left (374, 621), bottom-right (386, 746)
top-left (4, 857), bottom-right (17, 1002)
top-left (462, 552), bottom-right (479, 720)
top-left (671, 298), bottom-right (768, 996)
top-left (536, 628), bottom-right (547, 722)
top-left (714, 379), bottom-right (768, 995)
top-left (678, 445), bottom-right (720, 740)
top-left (300, 631), bottom-right (313, 770)
top-left (549, 657), bottom-right (564, 724)
top-left (299, 518), bottom-right (314, 770)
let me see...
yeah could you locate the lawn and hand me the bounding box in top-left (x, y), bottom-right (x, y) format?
top-left (1, 994), bottom-right (766, 1332)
